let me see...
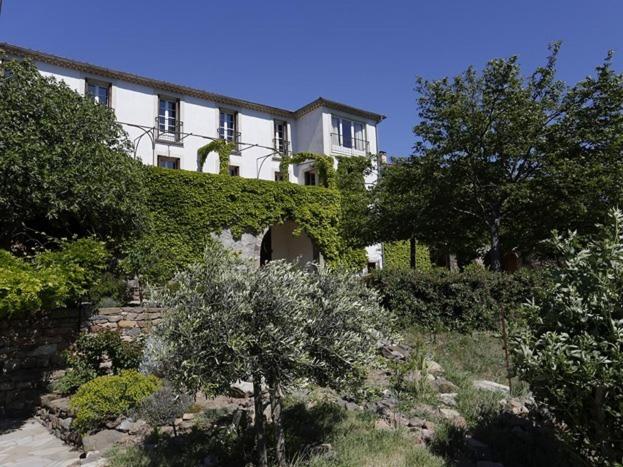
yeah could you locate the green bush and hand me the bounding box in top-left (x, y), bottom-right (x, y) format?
top-left (70, 370), bottom-right (160, 432)
top-left (383, 240), bottom-right (432, 271)
top-left (367, 267), bottom-right (548, 331)
top-left (0, 238), bottom-right (109, 318)
top-left (121, 167), bottom-right (343, 284)
top-left (513, 210), bottom-right (623, 464)
top-left (55, 331), bottom-right (143, 394)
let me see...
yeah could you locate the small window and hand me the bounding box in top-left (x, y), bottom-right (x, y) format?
top-left (304, 170), bottom-right (316, 186)
top-left (228, 165), bottom-right (240, 177)
top-left (367, 262), bottom-right (377, 271)
top-left (274, 120), bottom-right (288, 154)
top-left (219, 110), bottom-right (238, 143)
top-left (158, 97), bottom-right (181, 141)
top-left (157, 156), bottom-right (180, 169)
top-left (274, 171), bottom-right (285, 182)
top-left (86, 80), bottom-right (110, 106)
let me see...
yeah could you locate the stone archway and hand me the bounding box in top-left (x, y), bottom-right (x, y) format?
top-left (260, 221), bottom-right (321, 267)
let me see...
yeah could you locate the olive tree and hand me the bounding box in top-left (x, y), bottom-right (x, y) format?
top-left (513, 209), bottom-right (623, 463)
top-left (146, 244), bottom-right (386, 466)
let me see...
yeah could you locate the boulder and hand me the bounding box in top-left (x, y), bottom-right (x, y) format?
top-left (473, 380), bottom-right (510, 394)
top-left (431, 378), bottom-right (459, 393)
top-left (230, 380), bottom-right (254, 398)
top-left (438, 392), bottom-right (458, 407)
top-left (426, 360), bottom-right (444, 375)
top-left (82, 429), bottom-right (128, 452)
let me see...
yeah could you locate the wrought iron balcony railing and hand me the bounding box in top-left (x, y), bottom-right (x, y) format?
top-left (330, 132), bottom-right (369, 153)
top-left (273, 138), bottom-right (292, 156)
top-left (155, 116), bottom-right (183, 143)
top-left (217, 127), bottom-right (241, 151)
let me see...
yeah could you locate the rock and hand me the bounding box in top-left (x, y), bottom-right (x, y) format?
top-left (439, 408), bottom-right (467, 428)
top-left (431, 378), bottom-right (459, 393)
top-left (308, 443), bottom-right (334, 457)
top-left (438, 392), bottom-right (458, 407)
top-left (60, 416), bottom-right (73, 430)
top-left (230, 380), bottom-right (254, 398)
top-left (47, 397), bottom-right (71, 414)
top-left (115, 418), bottom-right (135, 433)
top-left (473, 380), bottom-right (510, 394)
top-left (82, 429), bottom-right (127, 452)
top-left (407, 417), bottom-right (427, 428)
top-left (118, 320), bottom-right (137, 328)
top-left (375, 418), bottom-right (392, 430)
top-left (421, 428), bottom-right (435, 442)
top-left (379, 343), bottom-right (411, 361)
top-left (426, 359), bottom-right (444, 375)
top-left (500, 397), bottom-right (531, 415)
top-left (182, 412), bottom-right (195, 421)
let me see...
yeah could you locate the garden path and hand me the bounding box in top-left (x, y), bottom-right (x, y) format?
top-left (0, 418), bottom-right (80, 467)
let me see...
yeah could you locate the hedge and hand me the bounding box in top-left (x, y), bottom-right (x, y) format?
top-left (367, 267), bottom-right (550, 331)
top-left (383, 240), bottom-right (432, 271)
top-left (122, 167), bottom-right (344, 283)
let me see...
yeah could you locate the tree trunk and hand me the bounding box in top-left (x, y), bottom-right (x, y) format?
top-left (270, 381), bottom-right (286, 467)
top-left (489, 212), bottom-right (503, 272)
top-left (253, 374), bottom-right (268, 467)
top-left (410, 237), bottom-right (416, 269)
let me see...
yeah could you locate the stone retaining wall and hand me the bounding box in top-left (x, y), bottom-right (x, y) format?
top-left (0, 306), bottom-right (163, 417)
top-left (83, 307), bottom-right (164, 339)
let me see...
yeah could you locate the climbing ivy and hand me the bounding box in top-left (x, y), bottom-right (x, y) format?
top-left (279, 153), bottom-right (337, 189)
top-left (122, 167), bottom-right (343, 282)
top-left (197, 140), bottom-right (236, 175)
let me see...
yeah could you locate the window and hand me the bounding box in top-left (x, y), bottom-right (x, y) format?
top-left (228, 165), bottom-right (240, 177)
top-left (157, 156), bottom-right (180, 169)
top-left (86, 80), bottom-right (110, 106)
top-left (304, 170), bottom-right (316, 186)
top-left (331, 116), bottom-right (367, 151)
top-left (274, 171), bottom-right (285, 182)
top-left (219, 110), bottom-right (238, 143)
top-left (274, 120), bottom-right (288, 154)
top-left (158, 97), bottom-right (180, 140)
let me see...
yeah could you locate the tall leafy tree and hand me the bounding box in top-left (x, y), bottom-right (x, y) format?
top-left (0, 58), bottom-right (146, 249)
top-left (380, 44), bottom-right (623, 270)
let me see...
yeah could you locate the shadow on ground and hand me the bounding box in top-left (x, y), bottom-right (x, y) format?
top-left (430, 410), bottom-right (589, 467)
top-left (107, 401), bottom-right (347, 467)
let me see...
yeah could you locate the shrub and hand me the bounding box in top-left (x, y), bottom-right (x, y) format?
top-left (70, 370), bottom-right (160, 432)
top-left (0, 238), bottom-right (109, 318)
top-left (513, 209), bottom-right (623, 464)
top-left (55, 331), bottom-right (143, 394)
top-left (137, 382), bottom-right (192, 435)
top-left (367, 267), bottom-right (548, 331)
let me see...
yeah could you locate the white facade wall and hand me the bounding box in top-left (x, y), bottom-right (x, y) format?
top-left (23, 53), bottom-right (386, 268)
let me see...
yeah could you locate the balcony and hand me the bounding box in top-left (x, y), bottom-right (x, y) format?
top-left (330, 132), bottom-right (369, 155)
top-left (155, 116), bottom-right (183, 144)
top-left (217, 127), bottom-right (241, 152)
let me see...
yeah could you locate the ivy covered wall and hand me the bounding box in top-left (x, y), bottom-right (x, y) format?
top-left (122, 167), bottom-right (343, 282)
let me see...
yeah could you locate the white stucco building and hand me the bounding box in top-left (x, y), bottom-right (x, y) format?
top-left (1, 43), bottom-right (386, 268)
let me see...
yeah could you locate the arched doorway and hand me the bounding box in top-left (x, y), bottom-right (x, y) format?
top-left (260, 221), bottom-right (320, 266)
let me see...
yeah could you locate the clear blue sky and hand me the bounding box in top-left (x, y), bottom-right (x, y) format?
top-left (1, 0), bottom-right (621, 156)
